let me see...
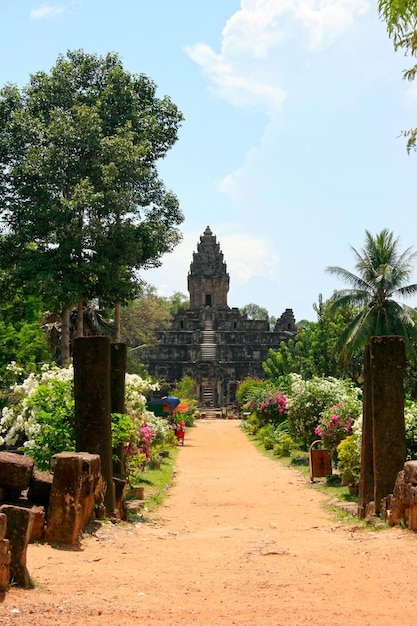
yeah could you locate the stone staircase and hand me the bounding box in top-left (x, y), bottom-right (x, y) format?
top-left (200, 319), bottom-right (216, 361)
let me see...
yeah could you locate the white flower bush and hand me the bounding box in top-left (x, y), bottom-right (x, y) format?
top-left (286, 374), bottom-right (362, 448)
top-left (0, 364), bottom-right (171, 472)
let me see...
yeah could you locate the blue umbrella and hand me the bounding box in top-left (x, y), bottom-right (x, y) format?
top-left (146, 396), bottom-right (181, 414)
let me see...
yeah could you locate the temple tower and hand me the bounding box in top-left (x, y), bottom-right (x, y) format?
top-left (141, 226), bottom-right (296, 408)
top-left (188, 226), bottom-right (230, 309)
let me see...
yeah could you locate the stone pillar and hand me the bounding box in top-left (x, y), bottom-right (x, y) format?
top-left (46, 452), bottom-right (101, 544)
top-left (0, 513), bottom-right (11, 591)
top-left (358, 336), bottom-right (406, 517)
top-left (0, 505), bottom-right (34, 588)
top-left (73, 336), bottom-right (115, 517)
top-left (111, 343), bottom-right (127, 476)
top-left (45, 453), bottom-right (83, 544)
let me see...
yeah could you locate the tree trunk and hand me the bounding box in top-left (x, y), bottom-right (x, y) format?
top-left (61, 304), bottom-right (70, 366)
top-left (115, 303), bottom-right (121, 343)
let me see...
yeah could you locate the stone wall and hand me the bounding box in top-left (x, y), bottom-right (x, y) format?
top-left (0, 450), bottom-right (112, 590)
top-left (384, 461), bottom-right (417, 530)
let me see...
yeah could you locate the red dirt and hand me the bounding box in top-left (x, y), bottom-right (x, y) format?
top-left (1, 419), bottom-right (416, 625)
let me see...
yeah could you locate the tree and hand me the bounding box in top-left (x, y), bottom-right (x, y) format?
top-left (263, 295), bottom-right (363, 383)
top-left (0, 50), bottom-right (184, 363)
top-left (0, 291), bottom-right (52, 380)
top-left (326, 229), bottom-right (417, 364)
top-left (121, 286), bottom-right (172, 351)
top-left (169, 291), bottom-right (189, 314)
top-left (240, 303), bottom-right (269, 321)
top-left (379, 1), bottom-right (417, 150)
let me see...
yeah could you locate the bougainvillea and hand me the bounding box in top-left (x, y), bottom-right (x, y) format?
top-left (314, 402), bottom-right (356, 455)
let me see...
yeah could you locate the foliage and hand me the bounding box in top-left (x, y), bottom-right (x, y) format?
top-left (0, 294), bottom-right (52, 380)
top-left (239, 382), bottom-right (287, 433)
top-left (0, 364), bottom-right (75, 470)
top-left (0, 50), bottom-right (184, 361)
top-left (286, 374), bottom-right (362, 449)
top-left (236, 377), bottom-right (268, 407)
top-left (0, 363), bottom-right (173, 481)
top-left (121, 285), bottom-right (173, 352)
top-left (273, 433), bottom-right (296, 456)
top-left (327, 229), bottom-right (417, 365)
top-left (169, 291), bottom-right (189, 314)
top-left (240, 303), bottom-right (269, 321)
top-left (263, 295), bottom-right (363, 384)
top-left (379, 0), bottom-right (417, 150)
top-left (257, 389), bottom-right (287, 423)
top-left (337, 434), bottom-right (361, 486)
top-left (404, 399), bottom-right (417, 459)
top-left (257, 425), bottom-right (277, 450)
top-left (314, 397), bottom-right (362, 457)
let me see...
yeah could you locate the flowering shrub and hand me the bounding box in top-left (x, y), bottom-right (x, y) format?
top-left (286, 374), bottom-right (362, 449)
top-left (0, 364), bottom-right (171, 478)
top-left (258, 389), bottom-right (287, 423)
top-left (315, 397), bottom-right (361, 456)
top-left (0, 363), bottom-right (75, 470)
top-left (404, 400), bottom-right (417, 460)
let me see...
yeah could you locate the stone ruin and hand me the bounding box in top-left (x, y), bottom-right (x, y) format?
top-left (0, 448), bottom-right (122, 591)
top-left (383, 460), bottom-right (417, 530)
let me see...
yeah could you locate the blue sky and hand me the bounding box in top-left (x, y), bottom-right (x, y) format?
top-left (1, 0), bottom-right (416, 322)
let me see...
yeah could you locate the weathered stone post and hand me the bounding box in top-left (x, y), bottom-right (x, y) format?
top-left (73, 336), bottom-right (115, 517)
top-left (358, 336), bottom-right (406, 517)
top-left (0, 505), bottom-right (34, 588)
top-left (111, 343), bottom-right (127, 476)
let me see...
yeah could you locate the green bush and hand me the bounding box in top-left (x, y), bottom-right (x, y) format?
top-left (337, 434), bottom-right (361, 486)
top-left (405, 400), bottom-right (417, 460)
top-left (286, 374), bottom-right (361, 449)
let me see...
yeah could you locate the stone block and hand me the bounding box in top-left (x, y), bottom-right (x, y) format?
top-left (407, 505), bottom-right (417, 530)
top-left (0, 504), bottom-right (34, 588)
top-left (0, 512), bottom-right (7, 540)
top-left (404, 461), bottom-right (417, 485)
top-left (27, 469), bottom-right (53, 507)
top-left (45, 453), bottom-right (83, 545)
top-left (0, 452), bottom-right (34, 494)
top-left (0, 563), bottom-right (10, 591)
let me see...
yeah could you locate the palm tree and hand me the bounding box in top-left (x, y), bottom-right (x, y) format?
top-left (326, 229), bottom-right (417, 363)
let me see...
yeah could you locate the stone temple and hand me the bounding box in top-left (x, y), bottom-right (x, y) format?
top-left (141, 227), bottom-right (296, 408)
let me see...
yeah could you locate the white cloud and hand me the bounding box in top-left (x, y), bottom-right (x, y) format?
top-left (220, 232), bottom-right (280, 286)
top-left (142, 228), bottom-right (280, 297)
top-left (30, 4), bottom-right (66, 19)
top-left (185, 0), bottom-right (369, 112)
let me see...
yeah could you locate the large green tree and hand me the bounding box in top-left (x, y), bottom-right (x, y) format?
top-left (262, 295), bottom-right (362, 383)
top-left (379, 0), bottom-right (417, 150)
top-left (326, 229), bottom-right (417, 363)
top-left (0, 50), bottom-right (184, 363)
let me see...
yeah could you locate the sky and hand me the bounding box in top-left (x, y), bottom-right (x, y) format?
top-left (0, 0), bottom-right (416, 322)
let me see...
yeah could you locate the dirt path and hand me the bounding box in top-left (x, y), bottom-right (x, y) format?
top-left (1, 419), bottom-right (416, 625)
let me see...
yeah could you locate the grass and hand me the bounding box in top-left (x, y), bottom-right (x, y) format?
top-left (126, 444), bottom-right (179, 521)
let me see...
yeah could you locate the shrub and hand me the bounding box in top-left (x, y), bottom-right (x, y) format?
top-left (314, 396), bottom-right (361, 459)
top-left (258, 424), bottom-right (276, 449)
top-left (337, 433), bottom-right (361, 486)
top-left (286, 374), bottom-right (362, 449)
top-left (273, 433), bottom-right (295, 456)
top-left (405, 400), bottom-right (417, 460)
top-left (0, 364), bottom-right (171, 479)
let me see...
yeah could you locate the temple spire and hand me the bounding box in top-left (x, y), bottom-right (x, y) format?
top-left (188, 227), bottom-right (229, 308)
